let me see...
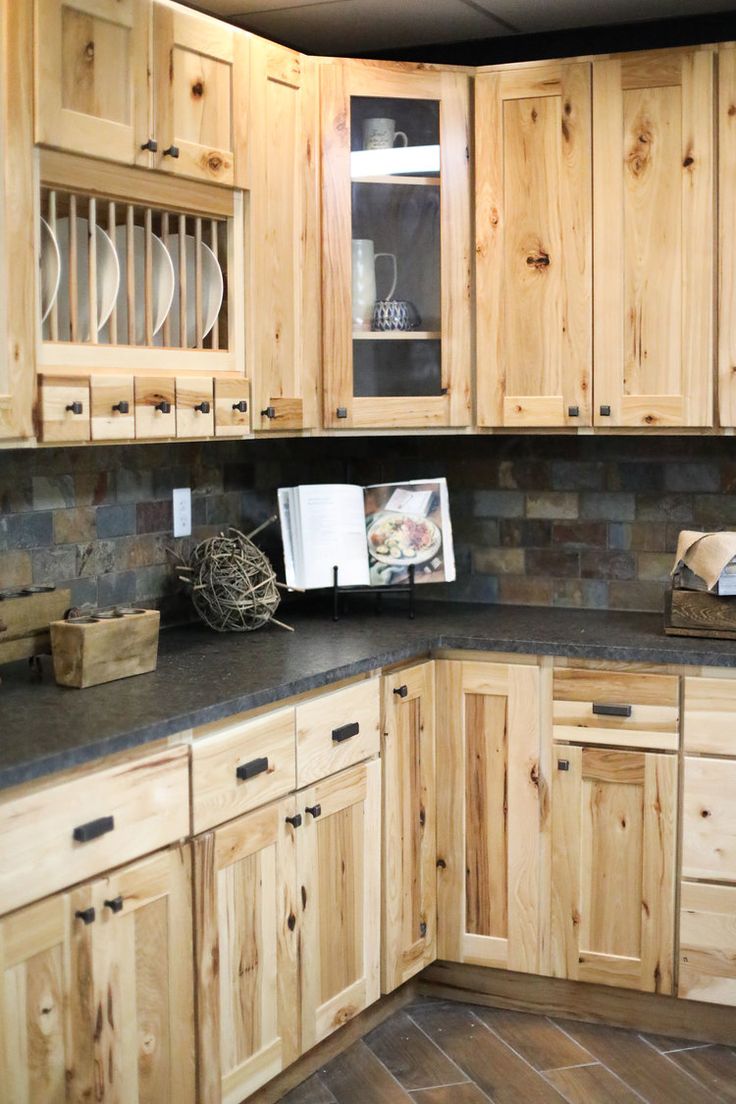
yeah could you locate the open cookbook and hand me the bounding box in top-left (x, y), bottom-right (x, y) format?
top-left (278, 479), bottom-right (455, 590)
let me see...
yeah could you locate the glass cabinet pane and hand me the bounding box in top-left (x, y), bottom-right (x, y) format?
top-left (350, 96), bottom-right (443, 400)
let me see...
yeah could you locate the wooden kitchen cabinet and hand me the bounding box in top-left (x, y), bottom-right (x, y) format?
top-left (381, 661), bottom-right (436, 993)
top-left (194, 796), bottom-right (299, 1104)
top-left (719, 44), bottom-right (736, 425)
top-left (475, 61), bottom-right (592, 428)
top-left (321, 60), bottom-right (471, 429)
top-left (436, 660), bottom-right (544, 974)
top-left (249, 38), bottom-right (320, 432)
top-left (550, 744), bottom-right (677, 993)
top-left (593, 47), bottom-right (715, 428)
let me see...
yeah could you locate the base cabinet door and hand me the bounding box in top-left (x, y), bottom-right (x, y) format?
top-left (436, 660), bottom-right (543, 974)
top-left (551, 745), bottom-right (676, 993)
top-left (298, 759), bottom-right (381, 1051)
top-left (680, 881), bottom-right (736, 1006)
top-left (194, 797), bottom-right (299, 1104)
top-left (382, 661), bottom-right (436, 993)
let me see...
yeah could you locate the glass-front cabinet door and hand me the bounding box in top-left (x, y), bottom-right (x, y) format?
top-left (321, 62), bottom-right (471, 429)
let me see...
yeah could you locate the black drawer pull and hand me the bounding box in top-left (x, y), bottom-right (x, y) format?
top-left (393, 685), bottom-right (408, 698)
top-left (332, 721), bottom-right (359, 743)
top-left (66, 401), bottom-right (83, 415)
top-left (305, 804), bottom-right (321, 818)
top-left (285, 813), bottom-right (302, 829)
top-left (568, 405), bottom-right (579, 417)
top-left (336, 407), bottom-right (348, 419)
top-left (73, 815), bottom-right (114, 843)
top-left (112, 400), bottom-right (129, 414)
top-left (155, 400), bottom-right (172, 414)
top-left (141, 138), bottom-right (158, 152)
top-left (194, 401), bottom-right (210, 414)
top-left (592, 703), bottom-right (632, 718)
top-left (75, 907), bottom-right (96, 925)
top-left (557, 759), bottom-right (570, 771)
top-left (261, 406), bottom-right (276, 419)
top-left (104, 896), bottom-right (124, 914)
top-left (236, 756), bottom-right (268, 781)
top-left (163, 144), bottom-right (180, 158)
top-left (232, 400), bottom-right (248, 413)
top-left (599, 404), bottom-right (612, 417)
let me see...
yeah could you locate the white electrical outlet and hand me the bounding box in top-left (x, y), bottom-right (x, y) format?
top-left (173, 488), bottom-right (192, 537)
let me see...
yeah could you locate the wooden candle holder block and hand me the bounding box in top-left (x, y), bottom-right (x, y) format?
top-left (664, 586), bottom-right (736, 640)
top-left (50, 609), bottom-right (160, 688)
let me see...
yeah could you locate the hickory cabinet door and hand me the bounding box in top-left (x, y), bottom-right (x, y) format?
top-left (476, 62), bottom-right (592, 428)
top-left (593, 48), bottom-right (715, 427)
top-left (719, 45), bottom-right (736, 425)
top-left (550, 745), bottom-right (677, 993)
top-left (381, 661), bottom-right (436, 993)
top-left (298, 759), bottom-right (381, 1051)
top-left (436, 660), bottom-right (544, 974)
top-left (249, 39), bottom-right (320, 432)
top-left (35, 0), bottom-right (152, 167)
top-left (194, 797), bottom-right (299, 1104)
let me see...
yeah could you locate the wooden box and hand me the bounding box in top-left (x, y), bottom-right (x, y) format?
top-left (0, 587), bottom-right (71, 665)
top-left (50, 609), bottom-right (160, 688)
top-left (665, 585), bottom-right (736, 640)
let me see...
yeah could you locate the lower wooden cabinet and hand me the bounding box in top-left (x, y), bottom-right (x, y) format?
top-left (436, 659), bottom-right (543, 974)
top-left (679, 881), bottom-right (736, 1006)
top-left (0, 844), bottom-right (195, 1104)
top-left (550, 745), bottom-right (677, 993)
top-left (381, 661), bottom-right (436, 993)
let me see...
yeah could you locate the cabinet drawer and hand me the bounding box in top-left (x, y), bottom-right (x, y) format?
top-left (683, 756), bottom-right (736, 881)
top-left (0, 745), bottom-right (189, 914)
top-left (684, 676), bottom-right (736, 755)
top-left (135, 377), bottom-right (176, 439)
top-left (680, 881), bottom-right (736, 1006)
top-left (553, 668), bottom-right (679, 750)
top-left (38, 374), bottom-right (90, 442)
top-left (176, 376), bottom-right (214, 437)
top-left (90, 375), bottom-right (135, 440)
top-left (296, 679), bottom-right (380, 788)
top-left (191, 706), bottom-right (296, 833)
top-left (215, 377), bottom-right (250, 437)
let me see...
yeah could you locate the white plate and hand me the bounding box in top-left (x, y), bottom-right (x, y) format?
top-left (367, 512), bottom-right (442, 567)
top-left (56, 216), bottom-right (120, 340)
top-left (39, 218), bottom-right (61, 325)
top-left (112, 224), bottom-right (175, 345)
top-left (166, 234), bottom-right (224, 347)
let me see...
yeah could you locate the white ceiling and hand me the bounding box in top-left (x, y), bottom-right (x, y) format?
top-left (195, 0), bottom-right (730, 53)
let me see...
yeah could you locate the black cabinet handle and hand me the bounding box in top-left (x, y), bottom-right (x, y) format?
top-left (73, 815), bottom-right (114, 843)
top-left (599, 405), bottom-right (611, 417)
top-left (112, 400), bottom-right (129, 414)
top-left (305, 804), bottom-right (321, 819)
top-left (232, 400), bottom-right (248, 413)
top-left (236, 756), bottom-right (268, 781)
top-left (332, 721), bottom-right (359, 743)
top-left (194, 401), bottom-right (210, 414)
top-left (75, 907), bottom-right (96, 925)
top-left (285, 813), bottom-right (302, 829)
top-left (163, 144), bottom-right (180, 158)
top-left (568, 405), bottom-right (580, 417)
top-left (336, 407), bottom-right (348, 419)
top-left (104, 896), bottom-right (124, 914)
top-left (141, 138), bottom-right (158, 152)
top-left (261, 406), bottom-right (276, 419)
top-left (393, 685), bottom-right (408, 698)
top-left (557, 759), bottom-right (570, 771)
top-left (66, 401), bottom-right (83, 415)
top-left (592, 702), bottom-right (632, 718)
top-left (154, 400), bottom-right (172, 414)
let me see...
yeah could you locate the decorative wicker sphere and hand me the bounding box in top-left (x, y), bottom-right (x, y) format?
top-left (187, 527), bottom-right (281, 632)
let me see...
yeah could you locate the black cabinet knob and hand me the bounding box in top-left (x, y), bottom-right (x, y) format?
top-left (568, 405), bottom-right (580, 417)
top-left (141, 138), bottom-right (158, 152)
top-left (232, 400), bottom-right (248, 413)
top-left (194, 401), bottom-right (210, 414)
top-left (285, 813), bottom-right (303, 829)
top-left (393, 685), bottom-right (408, 698)
top-left (557, 759), bottom-right (570, 771)
top-left (73, 815), bottom-right (114, 843)
top-left (599, 405), bottom-right (611, 417)
top-left (236, 757), bottom-right (268, 781)
top-left (104, 896), bottom-right (124, 914)
top-left (154, 400), bottom-right (172, 414)
top-left (112, 400), bottom-right (129, 414)
top-left (163, 144), bottom-right (180, 158)
top-left (75, 907), bottom-right (96, 925)
top-left (336, 407), bottom-right (348, 419)
top-left (305, 804), bottom-right (321, 819)
top-left (66, 401), bottom-right (83, 415)
top-left (332, 721), bottom-right (359, 743)
top-left (261, 406), bottom-right (276, 419)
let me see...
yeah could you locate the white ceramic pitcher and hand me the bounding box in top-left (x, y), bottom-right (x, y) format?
top-left (351, 239), bottom-right (397, 331)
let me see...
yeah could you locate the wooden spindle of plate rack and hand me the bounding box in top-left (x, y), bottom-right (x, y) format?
top-left (126, 204), bottom-right (135, 346)
top-left (210, 219), bottom-right (219, 351)
top-left (87, 196), bottom-right (98, 345)
top-left (144, 206), bottom-right (153, 346)
top-left (47, 190), bottom-right (59, 341)
top-left (68, 192), bottom-right (78, 342)
top-left (178, 214), bottom-right (187, 348)
top-left (161, 211), bottom-right (171, 347)
top-left (107, 200), bottom-right (117, 345)
top-left (194, 216), bottom-right (203, 349)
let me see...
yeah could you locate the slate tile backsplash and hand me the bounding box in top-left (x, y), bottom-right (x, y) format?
top-left (0, 435), bottom-right (731, 618)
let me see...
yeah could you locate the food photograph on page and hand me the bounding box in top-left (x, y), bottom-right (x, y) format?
top-left (363, 480), bottom-right (454, 586)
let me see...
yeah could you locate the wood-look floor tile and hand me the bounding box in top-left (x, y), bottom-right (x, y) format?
top-left (318, 1040), bottom-right (411, 1103)
top-left (473, 1008), bottom-right (592, 1071)
top-left (410, 1003), bottom-right (568, 1104)
top-left (641, 1032), bottom-right (711, 1053)
top-left (410, 1083), bottom-right (491, 1103)
top-left (365, 1010), bottom-right (467, 1091)
top-left (554, 1019), bottom-right (717, 1104)
top-left (280, 1073), bottom-right (338, 1103)
top-left (668, 1045), bottom-right (736, 1101)
top-left (543, 1063), bottom-right (642, 1104)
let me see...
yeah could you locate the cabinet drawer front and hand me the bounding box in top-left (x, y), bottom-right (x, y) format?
top-left (191, 706), bottom-right (296, 833)
top-left (135, 377), bottom-right (177, 439)
top-left (553, 668), bottom-right (679, 750)
top-left (296, 679), bottom-right (380, 787)
top-left (680, 881), bottom-right (736, 1006)
top-left (176, 376), bottom-right (214, 437)
top-left (684, 676), bottom-right (736, 755)
top-left (90, 375), bottom-right (135, 440)
top-left (214, 377), bottom-right (250, 437)
top-left (0, 745), bottom-right (189, 913)
top-left (683, 756), bottom-right (736, 881)
top-left (39, 374), bottom-right (90, 442)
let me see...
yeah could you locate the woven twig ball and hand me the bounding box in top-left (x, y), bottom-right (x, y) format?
top-left (186, 527), bottom-right (281, 632)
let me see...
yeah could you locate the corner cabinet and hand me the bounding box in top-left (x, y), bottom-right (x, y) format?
top-left (593, 47), bottom-right (715, 428)
top-left (321, 60), bottom-right (472, 430)
top-left (475, 61), bottom-right (593, 429)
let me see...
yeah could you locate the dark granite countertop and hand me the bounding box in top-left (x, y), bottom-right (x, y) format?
top-left (2, 601), bottom-right (736, 792)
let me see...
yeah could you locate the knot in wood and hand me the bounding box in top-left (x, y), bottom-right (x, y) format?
top-left (206, 154), bottom-right (223, 173)
top-left (526, 251), bottom-right (550, 269)
top-left (84, 40), bottom-right (95, 61)
top-left (191, 79), bottom-right (204, 98)
top-left (683, 155), bottom-right (694, 168)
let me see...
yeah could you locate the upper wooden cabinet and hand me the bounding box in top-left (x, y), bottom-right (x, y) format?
top-left (321, 60), bottom-right (472, 429)
top-left (248, 38), bottom-right (320, 432)
top-left (476, 61), bottom-right (593, 428)
top-left (593, 47), bottom-right (715, 428)
top-left (35, 0), bottom-right (248, 187)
